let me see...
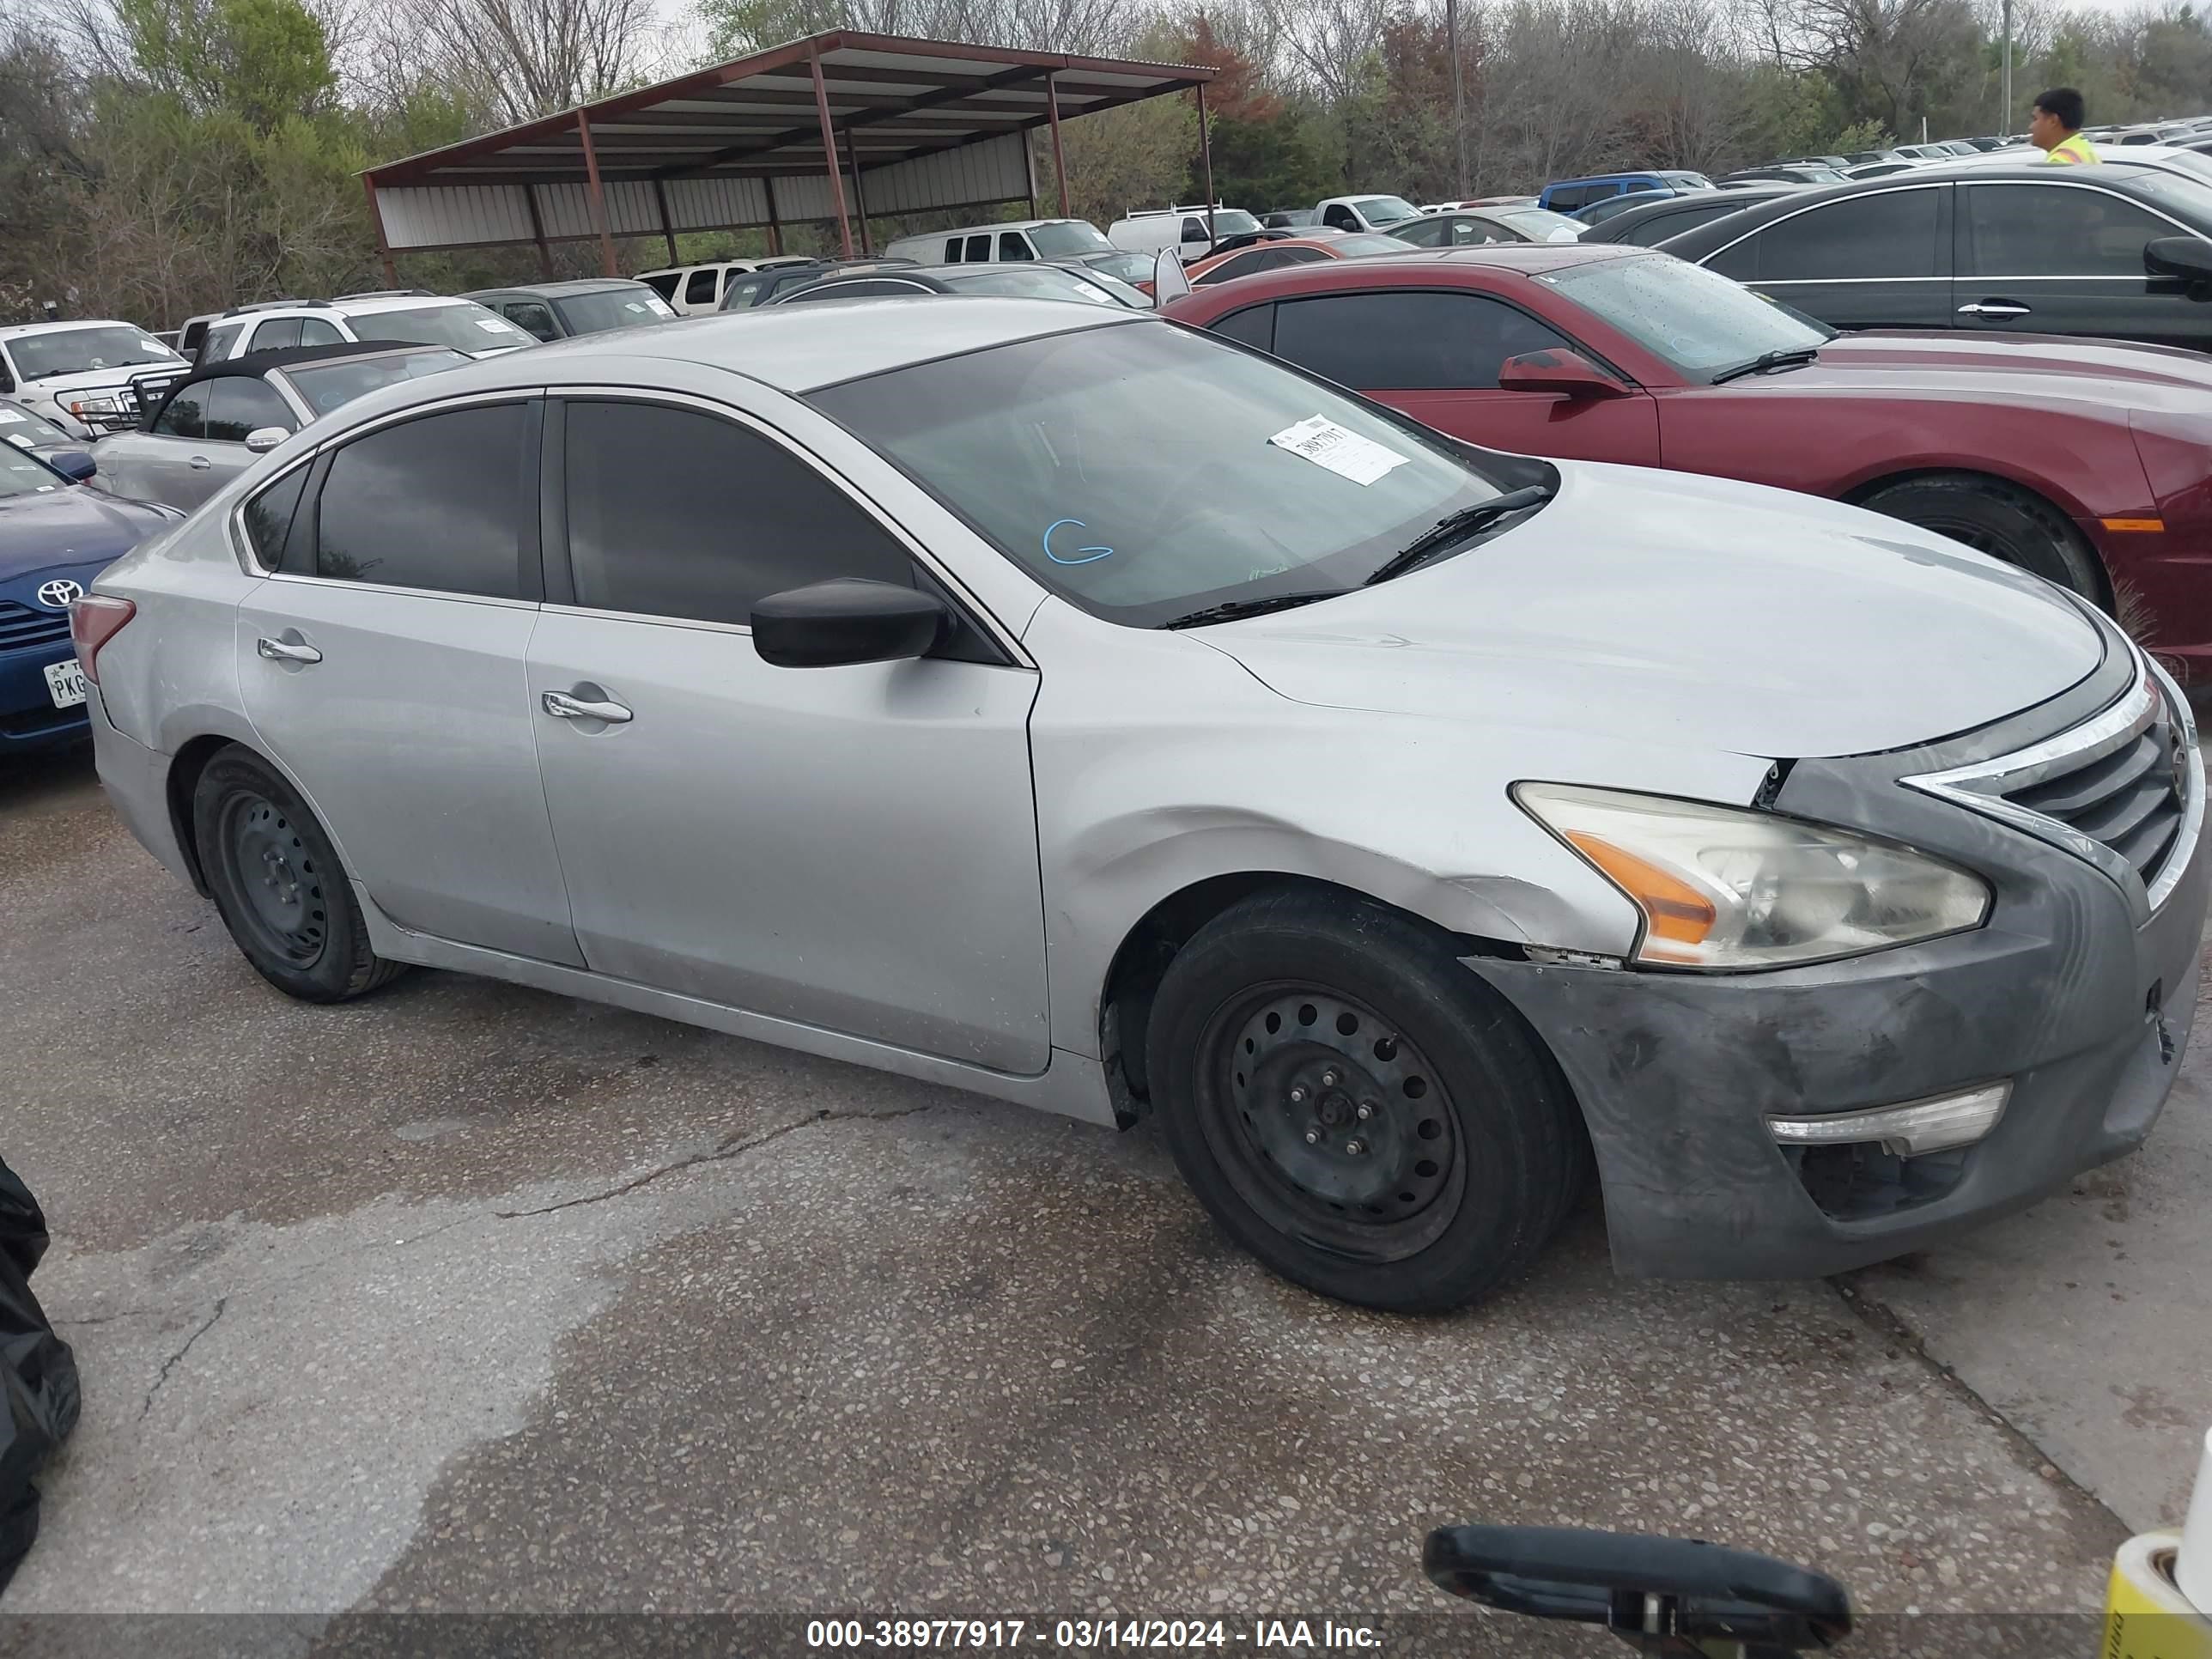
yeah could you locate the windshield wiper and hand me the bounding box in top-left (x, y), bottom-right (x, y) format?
top-left (1710, 346), bottom-right (1820, 385)
top-left (1363, 484), bottom-right (1556, 587)
top-left (1158, 591), bottom-right (1344, 630)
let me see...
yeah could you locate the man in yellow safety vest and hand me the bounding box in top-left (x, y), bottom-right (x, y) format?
top-left (2031, 88), bottom-right (2100, 165)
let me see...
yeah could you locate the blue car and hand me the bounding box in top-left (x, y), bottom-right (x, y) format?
top-left (0, 444), bottom-right (178, 753)
top-left (1537, 171), bottom-right (1712, 215)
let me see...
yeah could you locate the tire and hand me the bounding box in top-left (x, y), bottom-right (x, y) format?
top-left (1856, 473), bottom-right (2104, 598)
top-left (191, 745), bottom-right (406, 1003)
top-left (1146, 886), bottom-right (1583, 1314)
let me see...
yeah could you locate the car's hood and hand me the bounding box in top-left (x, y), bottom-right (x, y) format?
top-left (1201, 462), bottom-right (2105, 760)
top-left (1766, 330), bottom-right (2212, 416)
top-left (0, 486), bottom-right (172, 583)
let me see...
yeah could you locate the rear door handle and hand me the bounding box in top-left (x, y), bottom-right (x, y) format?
top-left (188, 455), bottom-right (213, 470)
top-left (256, 637), bottom-right (321, 663)
top-left (1957, 301), bottom-right (2031, 317)
top-left (543, 690), bottom-right (633, 725)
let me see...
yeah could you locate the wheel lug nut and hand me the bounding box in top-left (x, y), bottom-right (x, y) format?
top-left (1304, 1129), bottom-right (1320, 1146)
top-left (1345, 1139), bottom-right (1365, 1156)
top-left (1356, 1103), bottom-right (1374, 1121)
top-left (1289, 1086), bottom-right (1307, 1104)
top-left (1321, 1068), bottom-right (1340, 1087)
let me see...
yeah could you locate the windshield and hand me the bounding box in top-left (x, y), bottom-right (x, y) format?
top-left (1077, 250), bottom-right (1157, 284)
top-left (0, 443), bottom-right (66, 500)
top-left (282, 348), bottom-right (470, 416)
top-left (809, 321), bottom-right (1522, 628)
top-left (1029, 222), bottom-right (1114, 257)
top-left (6, 325), bottom-right (182, 383)
top-left (939, 267), bottom-right (1125, 307)
top-left (553, 287), bottom-right (678, 334)
top-left (1497, 208), bottom-right (1586, 242)
top-left (347, 302), bottom-right (532, 354)
top-left (1203, 210), bottom-right (1264, 238)
top-left (1537, 253), bottom-right (1832, 379)
top-left (1661, 173), bottom-right (1714, 189)
top-left (0, 400), bottom-right (74, 447)
top-left (1352, 196), bottom-right (1420, 225)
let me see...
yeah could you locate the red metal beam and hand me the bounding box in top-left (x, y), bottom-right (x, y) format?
top-left (1047, 72), bottom-right (1070, 216)
top-left (1196, 82), bottom-right (1215, 244)
top-left (362, 174), bottom-right (398, 288)
top-left (576, 109), bottom-right (618, 276)
top-left (652, 177), bottom-right (679, 263)
top-left (523, 183), bottom-right (555, 277)
top-left (811, 46), bottom-right (854, 259)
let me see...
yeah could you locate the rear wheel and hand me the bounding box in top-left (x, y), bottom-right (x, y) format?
top-left (191, 746), bottom-right (405, 1002)
top-left (1856, 473), bottom-right (2104, 598)
top-left (1146, 887), bottom-right (1582, 1313)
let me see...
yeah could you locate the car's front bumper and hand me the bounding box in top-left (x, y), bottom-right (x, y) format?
top-left (0, 633), bottom-right (88, 750)
top-left (1468, 636), bottom-right (2212, 1279)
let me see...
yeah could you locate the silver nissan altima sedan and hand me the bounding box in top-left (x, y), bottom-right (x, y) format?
top-left (78, 299), bottom-right (2209, 1312)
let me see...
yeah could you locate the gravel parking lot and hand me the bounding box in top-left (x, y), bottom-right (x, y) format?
top-left (4, 744), bottom-right (2209, 1644)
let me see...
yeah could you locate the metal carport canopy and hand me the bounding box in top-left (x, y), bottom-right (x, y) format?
top-left (359, 31), bottom-right (1217, 278)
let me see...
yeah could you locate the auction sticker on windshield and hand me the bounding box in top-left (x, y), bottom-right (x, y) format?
top-left (44, 659), bottom-right (85, 708)
top-left (1268, 416), bottom-right (1410, 486)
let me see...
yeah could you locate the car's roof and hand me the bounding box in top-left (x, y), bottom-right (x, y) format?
top-left (471, 297), bottom-right (1137, 393)
top-left (1185, 244), bottom-right (1649, 293)
top-left (0, 319), bottom-right (145, 340)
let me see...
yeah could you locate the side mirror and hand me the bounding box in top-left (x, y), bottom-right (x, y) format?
top-left (751, 578), bottom-right (949, 669)
top-left (1152, 247), bottom-right (1191, 304)
top-left (245, 427), bottom-right (288, 453)
top-left (1496, 348), bottom-right (1632, 399)
top-left (48, 449), bottom-right (96, 482)
top-left (2146, 235), bottom-right (2212, 298)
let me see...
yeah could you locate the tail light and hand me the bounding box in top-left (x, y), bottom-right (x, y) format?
top-left (69, 595), bottom-right (135, 684)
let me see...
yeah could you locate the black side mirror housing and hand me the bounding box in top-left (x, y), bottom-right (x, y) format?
top-left (2146, 235), bottom-right (2212, 298)
top-left (48, 449), bottom-right (96, 482)
top-left (751, 578), bottom-right (950, 668)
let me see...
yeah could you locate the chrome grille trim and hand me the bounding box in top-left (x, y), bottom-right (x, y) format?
top-left (1902, 650), bottom-right (2203, 915)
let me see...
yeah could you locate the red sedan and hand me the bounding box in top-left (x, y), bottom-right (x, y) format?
top-left (1163, 244), bottom-right (2212, 682)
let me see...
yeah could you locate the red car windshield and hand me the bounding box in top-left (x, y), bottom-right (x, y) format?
top-left (1534, 254), bottom-right (1833, 380)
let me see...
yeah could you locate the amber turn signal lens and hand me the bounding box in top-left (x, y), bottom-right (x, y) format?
top-left (1561, 830), bottom-right (1717, 945)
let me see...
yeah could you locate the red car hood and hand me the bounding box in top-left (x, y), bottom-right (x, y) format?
top-left (1772, 330), bottom-right (2212, 415)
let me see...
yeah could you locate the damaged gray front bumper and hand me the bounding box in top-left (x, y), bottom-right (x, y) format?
top-left (1468, 640), bottom-right (2211, 1280)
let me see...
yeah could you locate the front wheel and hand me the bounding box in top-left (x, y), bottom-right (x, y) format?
top-left (1146, 888), bottom-right (1583, 1313)
top-left (191, 745), bottom-right (407, 1003)
top-left (1856, 473), bottom-right (2104, 598)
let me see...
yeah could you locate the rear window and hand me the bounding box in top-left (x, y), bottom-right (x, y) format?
top-left (1029, 222), bottom-right (1115, 257)
top-left (347, 302), bottom-right (532, 353)
top-left (282, 348), bottom-right (468, 416)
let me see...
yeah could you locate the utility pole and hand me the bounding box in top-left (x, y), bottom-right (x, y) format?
top-left (1447, 0), bottom-right (1468, 198)
top-left (2002, 0), bottom-right (2014, 131)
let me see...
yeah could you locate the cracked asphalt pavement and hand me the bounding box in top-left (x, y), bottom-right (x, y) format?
top-left (4, 746), bottom-right (2209, 1643)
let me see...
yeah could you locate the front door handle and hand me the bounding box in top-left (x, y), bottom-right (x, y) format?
top-left (543, 689), bottom-right (633, 725)
top-left (1957, 301), bottom-right (2031, 318)
top-left (188, 455), bottom-right (213, 470)
top-left (256, 636), bottom-right (321, 663)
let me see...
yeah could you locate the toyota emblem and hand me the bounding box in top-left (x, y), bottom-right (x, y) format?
top-left (34, 579), bottom-right (82, 610)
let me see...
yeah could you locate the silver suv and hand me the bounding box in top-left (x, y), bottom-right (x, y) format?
top-left (78, 301), bottom-right (2209, 1311)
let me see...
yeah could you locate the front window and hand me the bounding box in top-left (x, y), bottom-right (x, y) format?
top-left (0, 401), bottom-right (75, 449)
top-left (1027, 221), bottom-right (1114, 257)
top-left (1660, 173), bottom-right (1714, 189)
top-left (6, 325), bottom-right (183, 383)
top-left (939, 267), bottom-right (1123, 307)
top-left (0, 445), bottom-right (65, 498)
top-left (280, 348), bottom-right (468, 416)
top-left (1079, 250), bottom-right (1157, 283)
top-left (346, 302), bottom-right (532, 354)
top-left (1333, 233), bottom-right (1420, 256)
top-left (1195, 209), bottom-right (1263, 239)
top-left (809, 322), bottom-right (1524, 629)
top-left (1535, 253), bottom-right (1832, 380)
top-left (553, 287), bottom-right (678, 334)
top-left (1350, 196), bottom-right (1420, 226)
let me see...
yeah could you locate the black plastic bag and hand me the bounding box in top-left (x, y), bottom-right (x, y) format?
top-left (0, 1159), bottom-right (79, 1598)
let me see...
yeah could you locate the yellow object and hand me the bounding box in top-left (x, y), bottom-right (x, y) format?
top-left (2047, 132), bottom-right (2102, 165)
top-left (2104, 1531), bottom-right (2212, 1659)
top-left (2102, 519), bottom-right (2168, 533)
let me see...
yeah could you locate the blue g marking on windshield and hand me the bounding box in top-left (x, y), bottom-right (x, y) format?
top-left (1043, 518), bottom-right (1115, 565)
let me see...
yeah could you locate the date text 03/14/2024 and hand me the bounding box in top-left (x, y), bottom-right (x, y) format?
top-left (804, 1620), bottom-right (1384, 1650)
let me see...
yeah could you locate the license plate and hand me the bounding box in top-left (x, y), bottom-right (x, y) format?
top-left (45, 659), bottom-right (86, 708)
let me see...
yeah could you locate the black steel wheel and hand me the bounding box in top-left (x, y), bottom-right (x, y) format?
top-left (191, 744), bottom-right (407, 1002)
top-left (1148, 885), bottom-right (1584, 1313)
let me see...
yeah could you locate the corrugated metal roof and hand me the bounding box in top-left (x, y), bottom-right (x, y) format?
top-left (364, 32), bottom-right (1211, 193)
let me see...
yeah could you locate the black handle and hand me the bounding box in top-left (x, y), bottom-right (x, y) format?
top-left (1423, 1525), bottom-right (1852, 1654)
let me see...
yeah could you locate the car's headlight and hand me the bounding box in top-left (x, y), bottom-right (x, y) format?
top-left (64, 394), bottom-right (124, 419)
top-left (1515, 783), bottom-right (1990, 970)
